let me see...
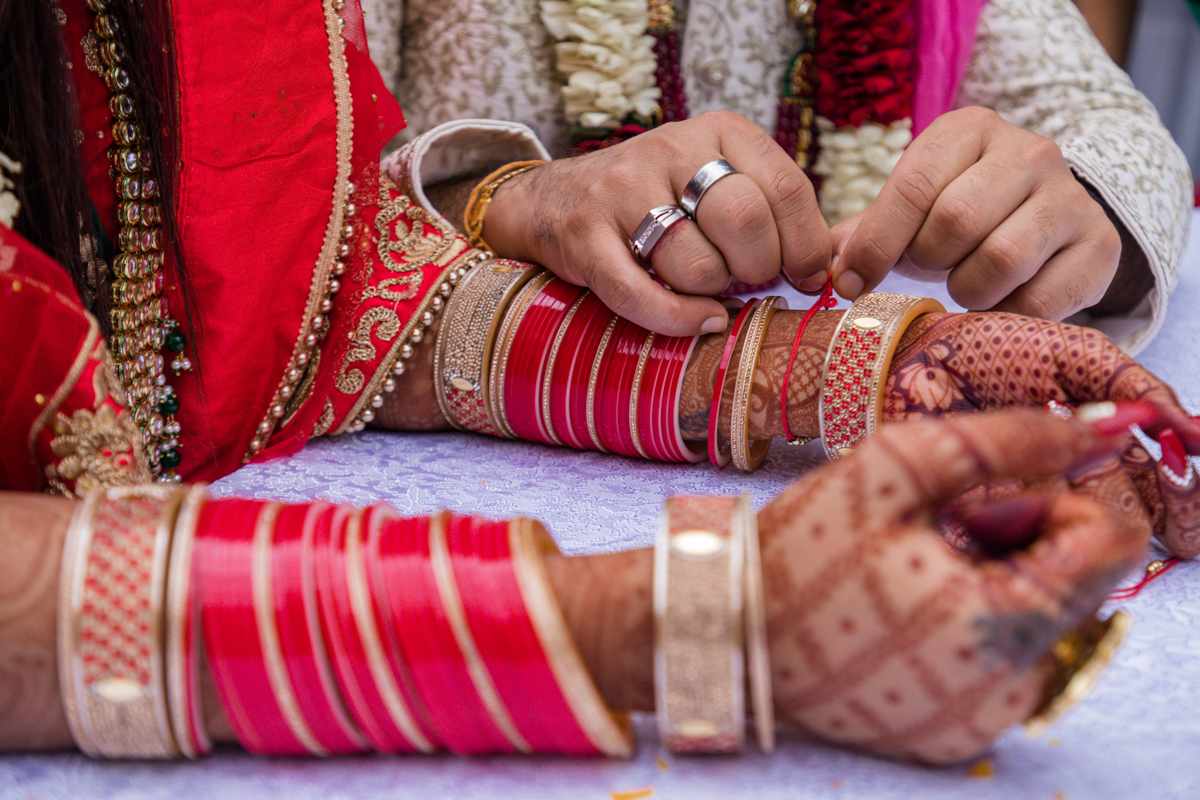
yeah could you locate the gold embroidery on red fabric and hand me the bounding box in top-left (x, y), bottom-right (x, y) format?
top-left (81, 31), bottom-right (103, 75)
top-left (46, 404), bottom-right (148, 496)
top-left (242, 0), bottom-right (355, 463)
top-left (29, 316), bottom-right (101, 458)
top-left (312, 400), bottom-right (336, 438)
top-left (329, 178), bottom-right (466, 429)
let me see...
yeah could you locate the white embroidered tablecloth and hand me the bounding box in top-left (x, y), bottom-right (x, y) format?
top-left (5, 212), bottom-right (1199, 799)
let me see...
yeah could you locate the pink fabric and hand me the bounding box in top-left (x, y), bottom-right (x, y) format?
top-left (912, 0), bottom-right (992, 135)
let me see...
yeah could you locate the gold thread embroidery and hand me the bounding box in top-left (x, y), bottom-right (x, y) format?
top-left (328, 178), bottom-right (467, 432)
top-left (29, 316), bottom-right (101, 457)
top-left (81, 32), bottom-right (103, 75)
top-left (47, 405), bottom-right (148, 495)
top-left (242, 0), bottom-right (355, 462)
top-left (311, 400), bottom-right (336, 438)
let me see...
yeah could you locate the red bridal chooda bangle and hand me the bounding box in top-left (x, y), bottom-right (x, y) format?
top-left (192, 497), bottom-right (632, 757)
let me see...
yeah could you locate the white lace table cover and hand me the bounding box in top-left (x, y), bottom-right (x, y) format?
top-left (4, 212), bottom-right (1199, 798)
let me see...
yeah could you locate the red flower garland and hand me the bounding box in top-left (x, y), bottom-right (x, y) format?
top-left (813, 0), bottom-right (918, 128)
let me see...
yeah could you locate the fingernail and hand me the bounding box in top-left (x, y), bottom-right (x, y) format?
top-left (1079, 401), bottom-right (1157, 436)
top-left (701, 315), bottom-right (728, 334)
top-left (798, 271), bottom-right (828, 294)
top-left (1158, 429), bottom-right (1192, 485)
top-left (953, 493), bottom-right (1054, 555)
top-left (834, 270), bottom-right (864, 299)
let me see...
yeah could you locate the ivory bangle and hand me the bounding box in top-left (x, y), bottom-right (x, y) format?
top-left (730, 296), bottom-right (786, 472)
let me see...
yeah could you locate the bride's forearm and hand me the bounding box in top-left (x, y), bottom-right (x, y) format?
top-left (0, 493), bottom-right (75, 751)
top-left (378, 303), bottom-right (842, 445)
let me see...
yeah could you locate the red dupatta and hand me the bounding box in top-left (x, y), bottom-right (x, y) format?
top-left (54, 0), bottom-right (456, 484)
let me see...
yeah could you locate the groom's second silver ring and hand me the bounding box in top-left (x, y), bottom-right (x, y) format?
top-left (680, 159), bottom-right (739, 218)
top-left (630, 204), bottom-right (690, 262)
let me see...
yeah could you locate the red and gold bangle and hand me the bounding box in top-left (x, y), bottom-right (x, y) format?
top-left (272, 503), bottom-right (369, 754)
top-left (505, 278), bottom-right (585, 445)
top-left (197, 498), bottom-right (315, 755)
top-left (637, 334), bottom-right (673, 461)
top-left (818, 293), bottom-right (944, 459)
top-left (547, 292), bottom-right (606, 450)
top-left (541, 291), bottom-right (592, 447)
top-left (654, 495), bottom-right (747, 754)
top-left (708, 300), bottom-right (759, 467)
top-left (379, 512), bottom-right (513, 753)
top-left (628, 331), bottom-right (658, 459)
top-left (165, 484), bottom-right (211, 759)
top-left (343, 505), bottom-right (437, 752)
top-left (663, 336), bottom-right (707, 463)
top-left (58, 485), bottom-right (186, 759)
top-left (508, 518), bottom-right (635, 757)
top-left (585, 316), bottom-right (623, 452)
top-left (597, 321), bottom-right (648, 456)
top-left (573, 303), bottom-right (619, 452)
top-left (434, 258), bottom-right (539, 436)
top-left (446, 517), bottom-right (582, 752)
top-left (315, 505), bottom-right (433, 753)
top-left (490, 270), bottom-right (556, 439)
top-left (429, 513), bottom-right (531, 753)
top-left (731, 296), bottom-right (787, 472)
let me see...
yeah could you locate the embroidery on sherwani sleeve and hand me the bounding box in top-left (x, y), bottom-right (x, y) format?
top-left (324, 174), bottom-right (481, 436)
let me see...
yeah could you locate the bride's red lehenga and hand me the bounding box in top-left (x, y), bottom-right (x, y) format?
top-left (1, 0), bottom-right (481, 494)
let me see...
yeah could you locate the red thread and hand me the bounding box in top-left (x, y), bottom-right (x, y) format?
top-left (1108, 557), bottom-right (1181, 600)
top-left (781, 279), bottom-right (837, 443)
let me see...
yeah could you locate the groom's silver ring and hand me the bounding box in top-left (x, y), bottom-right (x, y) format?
top-left (680, 159), bottom-right (739, 218)
top-left (630, 204), bottom-right (689, 262)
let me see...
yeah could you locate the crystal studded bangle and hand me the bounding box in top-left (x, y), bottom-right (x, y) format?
top-left (58, 485), bottom-right (187, 759)
top-left (730, 296), bottom-right (787, 472)
top-left (433, 258), bottom-right (540, 436)
top-left (655, 495), bottom-right (749, 754)
top-left (818, 293), bottom-right (944, 460)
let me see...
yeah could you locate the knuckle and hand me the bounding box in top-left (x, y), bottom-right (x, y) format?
top-left (1018, 287), bottom-right (1062, 322)
top-left (600, 268), bottom-right (649, 320)
top-left (1028, 134), bottom-right (1063, 164)
top-left (979, 233), bottom-right (1028, 280)
top-left (933, 194), bottom-right (986, 245)
top-left (893, 166), bottom-right (942, 216)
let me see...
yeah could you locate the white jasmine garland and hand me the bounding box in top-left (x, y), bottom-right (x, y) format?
top-left (812, 117), bottom-right (912, 225)
top-left (0, 150), bottom-right (22, 229)
top-left (541, 0), bottom-right (661, 131)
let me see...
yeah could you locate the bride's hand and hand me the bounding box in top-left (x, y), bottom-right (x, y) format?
top-left (883, 312), bottom-right (1200, 557)
top-left (758, 408), bottom-right (1146, 763)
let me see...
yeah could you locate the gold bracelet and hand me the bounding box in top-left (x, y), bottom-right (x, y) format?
top-left (463, 160), bottom-right (546, 253)
top-left (1024, 610), bottom-right (1131, 737)
top-left (433, 258), bottom-right (540, 436)
top-left (818, 292), bottom-right (943, 459)
top-left (655, 495), bottom-right (749, 753)
top-left (58, 485), bottom-right (187, 759)
top-left (489, 270), bottom-right (556, 439)
top-left (731, 296), bottom-right (785, 472)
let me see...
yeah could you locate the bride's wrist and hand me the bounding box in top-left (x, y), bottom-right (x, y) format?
top-left (678, 309), bottom-right (841, 442)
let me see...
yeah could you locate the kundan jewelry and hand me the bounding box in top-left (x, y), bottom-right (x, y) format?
top-left (87, 0), bottom-right (189, 480)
